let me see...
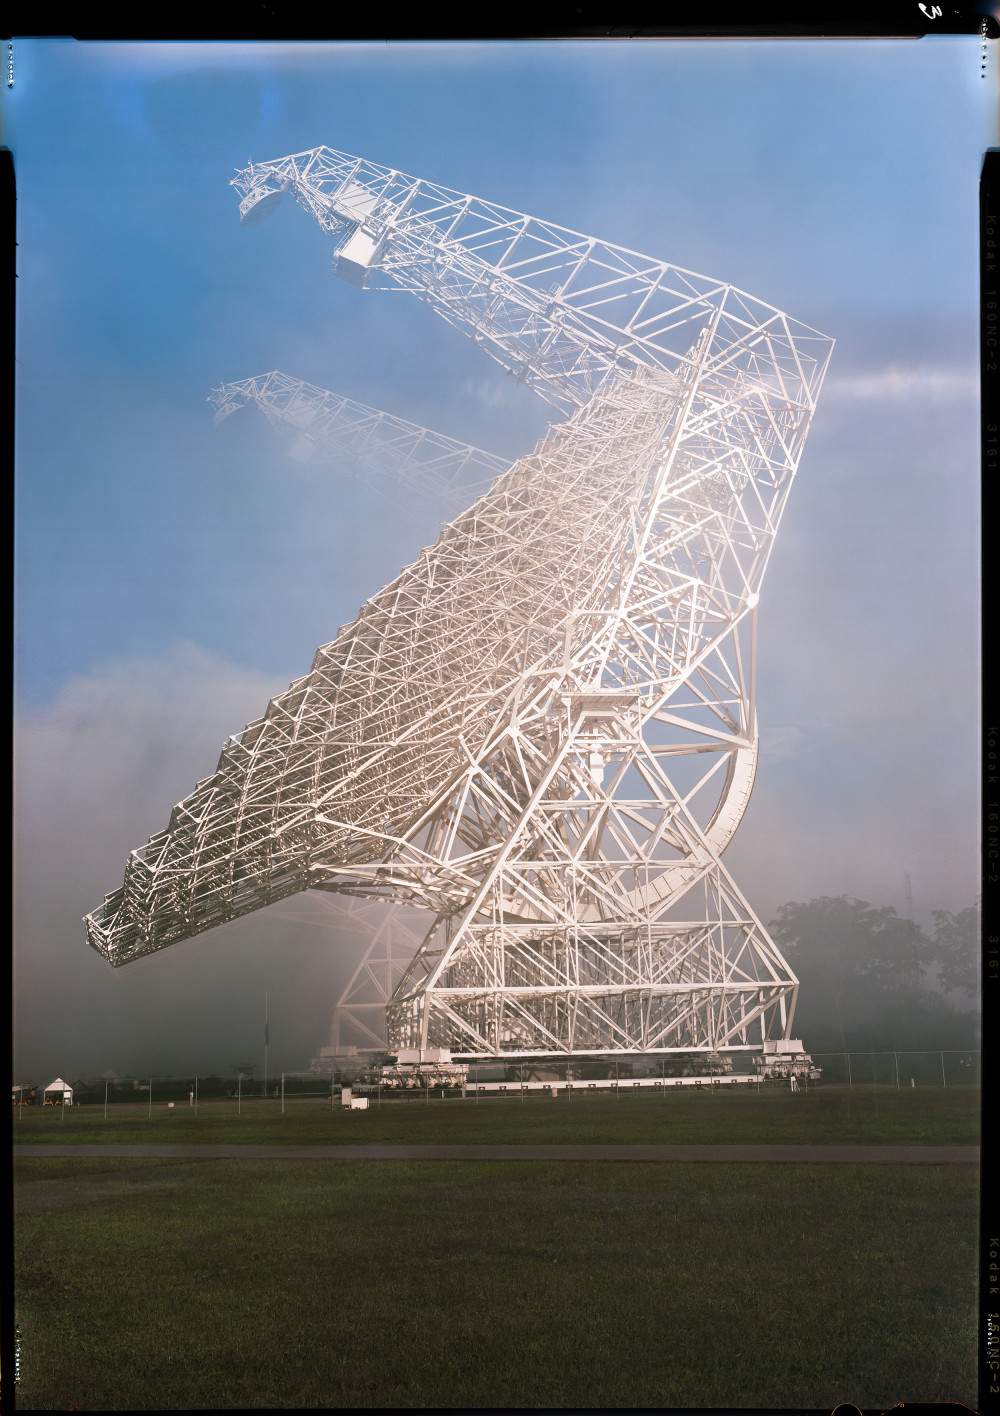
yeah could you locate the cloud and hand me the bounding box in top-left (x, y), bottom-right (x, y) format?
top-left (13, 642), bottom-right (379, 1082)
top-left (16, 640), bottom-right (284, 869)
top-left (821, 365), bottom-right (978, 404)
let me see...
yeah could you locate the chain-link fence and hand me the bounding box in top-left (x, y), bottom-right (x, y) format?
top-left (810, 1050), bottom-right (980, 1087)
top-left (13, 1050), bottom-right (982, 1114)
top-left (12, 1073), bottom-right (335, 1112)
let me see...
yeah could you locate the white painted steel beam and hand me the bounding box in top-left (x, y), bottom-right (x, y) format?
top-left (210, 371), bottom-right (507, 514)
top-left (85, 148), bottom-right (834, 1063)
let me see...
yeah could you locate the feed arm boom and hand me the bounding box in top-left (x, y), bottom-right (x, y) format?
top-left (230, 147), bottom-right (832, 417)
top-left (210, 371), bottom-right (509, 515)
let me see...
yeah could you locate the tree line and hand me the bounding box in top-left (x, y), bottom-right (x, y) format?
top-left (766, 895), bottom-right (980, 1054)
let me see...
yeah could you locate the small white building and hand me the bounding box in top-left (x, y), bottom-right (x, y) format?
top-left (43, 1077), bottom-right (73, 1105)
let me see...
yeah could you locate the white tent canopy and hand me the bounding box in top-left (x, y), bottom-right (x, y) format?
top-left (44, 1077), bottom-right (73, 1102)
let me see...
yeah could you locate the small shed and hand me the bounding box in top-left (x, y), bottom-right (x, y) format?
top-left (43, 1077), bottom-right (73, 1105)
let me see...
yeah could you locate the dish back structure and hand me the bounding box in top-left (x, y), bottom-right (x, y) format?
top-left (86, 148), bottom-right (834, 1060)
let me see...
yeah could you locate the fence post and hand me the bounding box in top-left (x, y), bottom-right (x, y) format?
top-left (941, 1052), bottom-right (946, 1088)
top-left (894, 1053), bottom-right (899, 1089)
top-left (846, 1053), bottom-right (852, 1091)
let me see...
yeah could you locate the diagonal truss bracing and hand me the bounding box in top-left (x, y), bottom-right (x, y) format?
top-left (85, 148), bottom-right (834, 1061)
top-left (210, 370), bottom-right (507, 514)
top-left (228, 147), bottom-right (832, 418)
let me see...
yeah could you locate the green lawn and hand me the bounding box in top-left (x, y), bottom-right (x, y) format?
top-left (12, 1082), bottom-right (981, 1147)
top-left (14, 1156), bottom-right (978, 1410)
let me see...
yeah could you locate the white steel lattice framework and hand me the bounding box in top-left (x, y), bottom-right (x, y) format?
top-left (327, 902), bottom-right (425, 1054)
top-left (277, 894), bottom-right (424, 1056)
top-left (209, 371), bottom-right (506, 516)
top-left (85, 148), bottom-right (834, 1060)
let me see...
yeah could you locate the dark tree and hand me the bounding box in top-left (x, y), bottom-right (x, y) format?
top-left (768, 895), bottom-right (979, 1053)
top-left (929, 902), bottom-right (980, 996)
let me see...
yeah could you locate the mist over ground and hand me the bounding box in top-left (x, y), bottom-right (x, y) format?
top-left (11, 38), bottom-right (987, 1083)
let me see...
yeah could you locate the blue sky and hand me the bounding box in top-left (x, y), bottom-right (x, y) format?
top-left (8, 37), bottom-right (992, 1080)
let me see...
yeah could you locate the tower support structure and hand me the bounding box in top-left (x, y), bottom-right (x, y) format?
top-left (86, 148), bottom-right (834, 1065)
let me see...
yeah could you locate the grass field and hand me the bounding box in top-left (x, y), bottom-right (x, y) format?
top-left (13, 1087), bottom-right (980, 1410)
top-left (11, 1080), bottom-right (981, 1148)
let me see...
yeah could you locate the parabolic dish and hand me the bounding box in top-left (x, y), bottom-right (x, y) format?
top-left (239, 187), bottom-right (284, 227)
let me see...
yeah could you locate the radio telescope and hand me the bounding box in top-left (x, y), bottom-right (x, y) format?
top-left (86, 148), bottom-right (834, 1062)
